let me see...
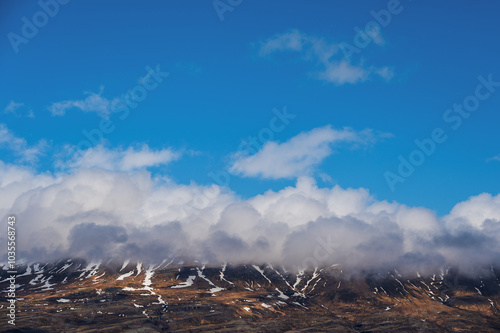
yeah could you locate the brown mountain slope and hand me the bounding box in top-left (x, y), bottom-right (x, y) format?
top-left (1, 259), bottom-right (499, 332)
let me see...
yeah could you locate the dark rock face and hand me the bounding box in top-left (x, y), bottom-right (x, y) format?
top-left (1, 259), bottom-right (499, 332)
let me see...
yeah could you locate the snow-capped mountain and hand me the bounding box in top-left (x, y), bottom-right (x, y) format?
top-left (1, 259), bottom-right (500, 332)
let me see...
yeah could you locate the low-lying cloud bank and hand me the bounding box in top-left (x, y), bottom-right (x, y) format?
top-left (1, 161), bottom-right (499, 276)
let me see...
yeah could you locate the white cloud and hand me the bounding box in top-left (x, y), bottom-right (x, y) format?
top-left (318, 61), bottom-right (394, 85)
top-left (1, 165), bottom-right (499, 275)
top-left (445, 193), bottom-right (500, 230)
top-left (0, 123), bottom-right (46, 163)
top-left (319, 60), bottom-right (369, 85)
top-left (47, 65), bottom-right (167, 118)
top-left (375, 66), bottom-right (394, 81)
top-left (3, 100), bottom-right (34, 118)
top-left (257, 29), bottom-right (392, 85)
top-left (487, 155), bottom-right (500, 162)
top-left (64, 144), bottom-right (181, 172)
top-left (48, 87), bottom-right (112, 118)
top-left (258, 29), bottom-right (309, 56)
top-left (229, 126), bottom-right (386, 179)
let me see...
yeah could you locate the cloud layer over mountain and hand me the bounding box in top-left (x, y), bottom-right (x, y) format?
top-left (1, 158), bottom-right (499, 276)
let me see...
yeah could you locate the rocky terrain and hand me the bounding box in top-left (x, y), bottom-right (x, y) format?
top-left (1, 259), bottom-right (500, 332)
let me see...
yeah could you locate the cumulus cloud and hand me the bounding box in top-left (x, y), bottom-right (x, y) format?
top-left (0, 159), bottom-right (499, 276)
top-left (3, 100), bottom-right (34, 118)
top-left (444, 193), bottom-right (500, 230)
top-left (257, 29), bottom-right (392, 85)
top-left (63, 144), bottom-right (182, 172)
top-left (229, 126), bottom-right (389, 179)
top-left (0, 123), bottom-right (46, 163)
top-left (68, 223), bottom-right (128, 259)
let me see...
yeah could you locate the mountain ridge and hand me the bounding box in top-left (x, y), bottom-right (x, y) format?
top-left (1, 258), bottom-right (500, 332)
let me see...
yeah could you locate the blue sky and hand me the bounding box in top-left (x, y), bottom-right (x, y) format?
top-left (1, 0), bottom-right (500, 216)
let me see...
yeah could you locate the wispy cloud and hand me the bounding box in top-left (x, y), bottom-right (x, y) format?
top-left (319, 60), bottom-right (369, 85)
top-left (375, 66), bottom-right (394, 81)
top-left (257, 29), bottom-right (392, 85)
top-left (229, 125), bottom-right (390, 179)
top-left (47, 65), bottom-right (168, 118)
top-left (3, 100), bottom-right (34, 118)
top-left (487, 155), bottom-right (500, 162)
top-left (258, 29), bottom-right (310, 56)
top-left (0, 123), bottom-right (46, 163)
top-left (62, 144), bottom-right (182, 172)
top-left (48, 87), bottom-right (112, 118)
top-left (368, 25), bottom-right (385, 46)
